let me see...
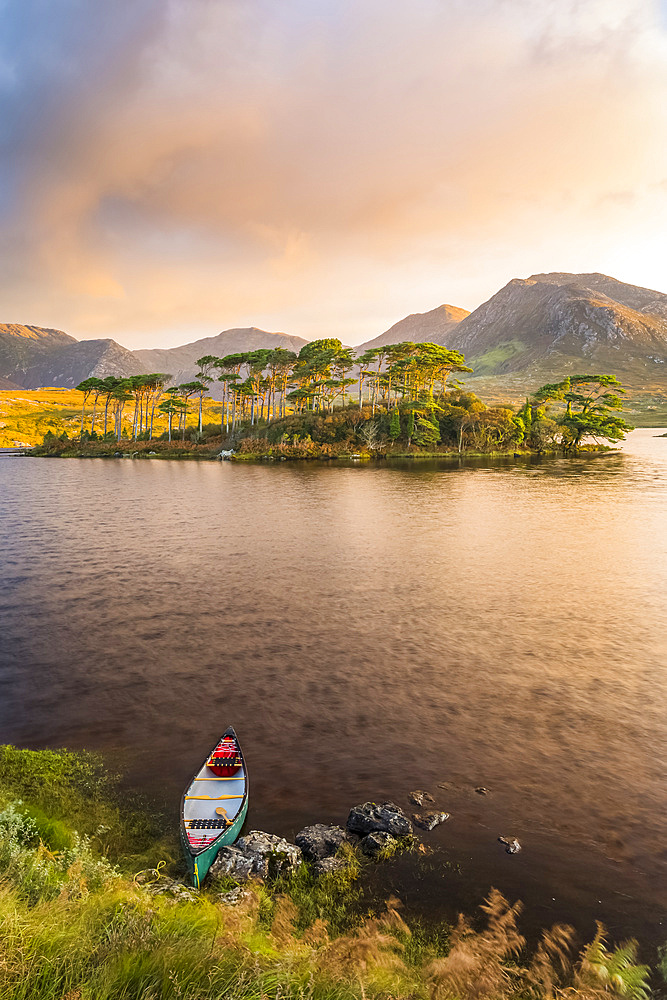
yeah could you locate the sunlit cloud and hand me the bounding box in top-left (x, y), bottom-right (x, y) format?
top-left (1, 0), bottom-right (667, 347)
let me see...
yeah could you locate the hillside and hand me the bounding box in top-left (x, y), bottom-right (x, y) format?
top-left (451, 272), bottom-right (667, 377)
top-left (19, 338), bottom-right (148, 389)
top-left (0, 324), bottom-right (76, 384)
top-left (448, 273), bottom-right (667, 417)
top-left (356, 304), bottom-right (469, 353)
top-left (134, 327), bottom-right (309, 391)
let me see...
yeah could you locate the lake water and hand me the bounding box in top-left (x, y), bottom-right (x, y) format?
top-left (1, 430), bottom-right (666, 949)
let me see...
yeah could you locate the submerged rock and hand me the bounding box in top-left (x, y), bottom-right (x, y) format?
top-left (361, 830), bottom-right (396, 856)
top-left (475, 787), bottom-right (489, 796)
top-left (409, 790), bottom-right (435, 807)
top-left (295, 823), bottom-right (348, 860)
top-left (412, 811), bottom-right (450, 831)
top-left (347, 801), bottom-right (412, 837)
top-left (209, 830), bottom-right (303, 882)
top-left (498, 836), bottom-right (521, 854)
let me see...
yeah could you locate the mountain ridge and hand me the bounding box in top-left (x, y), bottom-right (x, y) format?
top-left (134, 327), bottom-right (309, 389)
top-left (1, 273), bottom-right (666, 410)
top-left (355, 304), bottom-right (470, 353)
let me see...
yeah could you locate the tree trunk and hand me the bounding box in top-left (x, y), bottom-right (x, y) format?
top-left (199, 394), bottom-right (203, 434)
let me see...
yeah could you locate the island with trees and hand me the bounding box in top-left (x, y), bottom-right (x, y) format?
top-left (30, 339), bottom-right (633, 459)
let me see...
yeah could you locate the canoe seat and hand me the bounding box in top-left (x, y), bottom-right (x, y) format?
top-left (207, 735), bottom-right (242, 776)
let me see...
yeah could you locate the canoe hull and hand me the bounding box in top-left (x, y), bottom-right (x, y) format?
top-left (180, 726), bottom-right (249, 887)
top-left (180, 795), bottom-right (248, 887)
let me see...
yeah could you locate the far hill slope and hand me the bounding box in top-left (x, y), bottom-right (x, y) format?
top-left (134, 327), bottom-right (309, 388)
top-left (454, 272), bottom-right (667, 379)
top-left (452, 272), bottom-right (667, 420)
top-left (21, 339), bottom-right (148, 389)
top-left (0, 324), bottom-right (76, 384)
top-left (0, 375), bottom-right (24, 390)
top-left (355, 304), bottom-right (469, 354)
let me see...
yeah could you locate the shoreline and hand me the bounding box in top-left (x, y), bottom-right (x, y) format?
top-left (0, 743), bottom-right (663, 999)
top-left (23, 443), bottom-right (615, 462)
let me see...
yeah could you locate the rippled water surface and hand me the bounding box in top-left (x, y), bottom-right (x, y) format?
top-left (1, 431), bottom-right (666, 944)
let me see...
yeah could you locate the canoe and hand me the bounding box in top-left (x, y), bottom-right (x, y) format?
top-left (180, 726), bottom-right (249, 887)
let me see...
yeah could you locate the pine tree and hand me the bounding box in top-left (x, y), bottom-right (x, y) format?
top-left (389, 407), bottom-right (401, 440)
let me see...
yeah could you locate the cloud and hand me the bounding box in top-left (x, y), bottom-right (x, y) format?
top-left (1, 0), bottom-right (667, 346)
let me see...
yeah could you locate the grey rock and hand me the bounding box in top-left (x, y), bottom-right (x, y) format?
top-left (498, 836), bottom-right (522, 854)
top-left (209, 830), bottom-right (303, 882)
top-left (347, 801), bottom-right (412, 837)
top-left (409, 790), bottom-right (435, 807)
top-left (295, 823), bottom-right (347, 861)
top-left (361, 830), bottom-right (395, 856)
top-left (209, 845), bottom-right (256, 881)
top-left (412, 811), bottom-right (450, 831)
top-left (146, 878), bottom-right (199, 902)
top-left (313, 856), bottom-right (350, 875)
top-left (237, 830), bottom-right (303, 878)
top-left (218, 885), bottom-right (254, 905)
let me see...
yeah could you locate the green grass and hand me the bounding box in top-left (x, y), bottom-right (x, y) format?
top-left (468, 340), bottom-right (527, 375)
top-left (0, 745), bottom-right (177, 871)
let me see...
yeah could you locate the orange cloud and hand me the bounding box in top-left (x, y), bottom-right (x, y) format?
top-left (2, 0), bottom-right (667, 347)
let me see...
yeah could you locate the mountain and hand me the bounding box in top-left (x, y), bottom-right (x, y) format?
top-left (0, 323), bottom-right (308, 391)
top-left (355, 304), bottom-right (469, 354)
top-left (0, 324), bottom-right (76, 384)
top-left (19, 339), bottom-right (148, 389)
top-left (0, 324), bottom-right (146, 388)
top-left (134, 327), bottom-right (309, 388)
top-left (453, 272), bottom-right (667, 380)
top-left (0, 375), bottom-right (24, 391)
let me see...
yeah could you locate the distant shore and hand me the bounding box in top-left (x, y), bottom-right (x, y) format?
top-left (26, 438), bottom-right (614, 462)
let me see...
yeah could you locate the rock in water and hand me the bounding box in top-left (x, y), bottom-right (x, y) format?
top-left (295, 823), bottom-right (347, 860)
top-left (361, 830), bottom-right (396, 856)
top-left (409, 790), bottom-right (435, 807)
top-left (412, 812), bottom-right (450, 831)
top-left (209, 845), bottom-right (256, 881)
top-left (498, 836), bottom-right (521, 854)
top-left (475, 787), bottom-right (489, 795)
top-left (209, 830), bottom-right (303, 882)
top-left (237, 831), bottom-right (302, 877)
top-left (347, 801), bottom-right (412, 837)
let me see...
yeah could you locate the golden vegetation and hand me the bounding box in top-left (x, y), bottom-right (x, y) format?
top-left (0, 389), bottom-right (222, 448)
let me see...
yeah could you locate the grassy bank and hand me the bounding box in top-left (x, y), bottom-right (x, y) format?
top-left (0, 745), bottom-right (663, 1000)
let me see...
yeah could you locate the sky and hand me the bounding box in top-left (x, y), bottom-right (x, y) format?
top-left (2, 0), bottom-right (667, 349)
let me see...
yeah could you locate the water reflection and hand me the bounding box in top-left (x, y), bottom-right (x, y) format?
top-left (0, 429), bottom-right (665, 943)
